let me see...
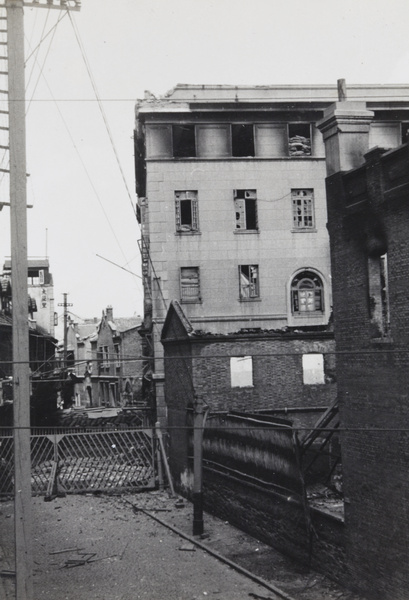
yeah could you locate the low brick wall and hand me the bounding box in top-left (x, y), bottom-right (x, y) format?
top-left (199, 468), bottom-right (348, 586)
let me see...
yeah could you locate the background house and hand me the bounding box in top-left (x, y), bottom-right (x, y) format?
top-left (319, 100), bottom-right (409, 599)
top-left (134, 83), bottom-right (409, 423)
top-left (92, 306), bottom-right (143, 408)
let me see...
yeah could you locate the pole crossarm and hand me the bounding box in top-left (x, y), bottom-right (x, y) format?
top-left (21, 0), bottom-right (81, 10)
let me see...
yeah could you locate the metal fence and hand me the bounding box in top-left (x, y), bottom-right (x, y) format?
top-left (0, 427), bottom-right (156, 496)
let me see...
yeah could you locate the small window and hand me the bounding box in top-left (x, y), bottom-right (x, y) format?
top-left (291, 271), bottom-right (323, 314)
top-left (401, 122), bottom-right (409, 144)
top-left (288, 123), bottom-right (311, 156)
top-left (292, 189), bottom-right (315, 229)
top-left (368, 253), bottom-right (390, 337)
top-left (234, 189), bottom-right (258, 230)
top-left (232, 124), bottom-right (255, 157)
top-left (180, 267), bottom-right (201, 303)
top-left (230, 356), bottom-right (253, 387)
top-left (239, 265), bottom-right (259, 299)
top-left (172, 125), bottom-right (196, 157)
top-left (114, 343), bottom-right (121, 371)
top-left (175, 191), bottom-right (199, 232)
top-left (302, 354), bottom-right (325, 385)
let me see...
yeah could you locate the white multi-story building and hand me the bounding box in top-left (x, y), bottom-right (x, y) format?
top-left (134, 83), bottom-right (409, 420)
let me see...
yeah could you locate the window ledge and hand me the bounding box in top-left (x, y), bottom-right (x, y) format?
top-left (239, 297), bottom-right (261, 302)
top-left (291, 228), bottom-right (317, 233)
top-left (175, 231), bottom-right (201, 236)
top-left (234, 230), bottom-right (260, 235)
top-left (180, 300), bottom-right (202, 304)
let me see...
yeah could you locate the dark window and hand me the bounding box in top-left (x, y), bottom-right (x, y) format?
top-left (232, 124), bottom-right (255, 157)
top-left (175, 191), bottom-right (199, 232)
top-left (401, 122), bottom-right (409, 144)
top-left (239, 265), bottom-right (259, 299)
top-left (291, 271), bottom-right (323, 313)
top-left (288, 123), bottom-right (311, 156)
top-left (180, 267), bottom-right (201, 303)
top-left (234, 189), bottom-right (258, 230)
top-left (172, 125), bottom-right (196, 157)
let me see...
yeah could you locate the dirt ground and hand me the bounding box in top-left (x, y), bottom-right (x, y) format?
top-left (0, 490), bottom-right (365, 600)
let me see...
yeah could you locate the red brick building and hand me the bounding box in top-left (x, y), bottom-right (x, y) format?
top-left (318, 101), bottom-right (409, 599)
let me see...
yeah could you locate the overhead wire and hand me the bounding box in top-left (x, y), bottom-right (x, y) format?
top-left (67, 10), bottom-right (137, 222)
top-left (23, 10), bottom-right (133, 272)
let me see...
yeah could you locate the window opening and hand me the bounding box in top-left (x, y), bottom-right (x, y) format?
top-left (239, 265), bottom-right (259, 299)
top-left (401, 122), bottom-right (409, 144)
top-left (234, 189), bottom-right (258, 230)
top-left (175, 191), bottom-right (199, 232)
top-left (230, 356), bottom-right (253, 387)
top-left (302, 354), bottom-right (325, 385)
top-left (232, 124), bottom-right (255, 157)
top-left (292, 189), bottom-right (315, 229)
top-left (172, 125), bottom-right (196, 157)
top-left (368, 253), bottom-right (390, 337)
top-left (180, 267), bottom-right (201, 302)
top-left (291, 271), bottom-right (323, 313)
top-left (288, 123), bottom-right (311, 156)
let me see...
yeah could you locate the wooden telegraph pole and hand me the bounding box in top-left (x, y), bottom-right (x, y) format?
top-left (6, 2), bottom-right (80, 599)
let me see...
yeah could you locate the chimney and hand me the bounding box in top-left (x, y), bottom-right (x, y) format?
top-left (317, 80), bottom-right (374, 176)
top-left (106, 306), bottom-right (113, 321)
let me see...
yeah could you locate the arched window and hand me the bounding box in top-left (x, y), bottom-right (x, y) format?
top-left (291, 271), bottom-right (323, 314)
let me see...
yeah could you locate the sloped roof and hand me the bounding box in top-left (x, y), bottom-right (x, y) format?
top-left (114, 316), bottom-right (142, 333)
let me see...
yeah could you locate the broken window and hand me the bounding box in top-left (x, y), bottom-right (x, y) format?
top-left (292, 189), bottom-right (315, 229)
top-left (172, 125), bottom-right (196, 157)
top-left (180, 267), bottom-right (201, 303)
top-left (302, 354), bottom-right (325, 385)
top-left (234, 189), bottom-right (258, 230)
top-left (239, 265), bottom-right (259, 299)
top-left (288, 123), bottom-right (311, 156)
top-left (232, 124), bottom-right (255, 157)
top-left (175, 191), bottom-right (199, 232)
top-left (230, 356), bottom-right (253, 388)
top-left (368, 253), bottom-right (390, 337)
top-left (291, 271), bottom-right (323, 314)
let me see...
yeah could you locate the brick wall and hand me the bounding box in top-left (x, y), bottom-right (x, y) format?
top-left (194, 468), bottom-right (347, 584)
top-left (325, 144), bottom-right (409, 599)
top-left (188, 334), bottom-right (336, 413)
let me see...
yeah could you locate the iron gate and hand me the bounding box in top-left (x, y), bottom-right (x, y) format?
top-left (0, 427), bottom-right (156, 495)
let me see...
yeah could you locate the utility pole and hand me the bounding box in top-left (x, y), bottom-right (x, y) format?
top-left (7, 2), bottom-right (32, 597)
top-left (58, 292), bottom-right (72, 376)
top-left (5, 2), bottom-right (80, 599)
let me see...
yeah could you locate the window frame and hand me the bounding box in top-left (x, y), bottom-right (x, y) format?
top-left (234, 189), bottom-right (258, 231)
top-left (288, 123), bottom-right (312, 157)
top-left (291, 271), bottom-right (324, 315)
top-left (180, 266), bottom-right (201, 303)
top-left (231, 124), bottom-right (255, 157)
top-left (175, 191), bottom-right (199, 233)
top-left (291, 189), bottom-right (315, 231)
top-left (239, 264), bottom-right (260, 300)
top-left (172, 124), bottom-right (196, 158)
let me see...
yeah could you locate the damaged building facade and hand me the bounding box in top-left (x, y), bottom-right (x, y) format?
top-left (134, 84), bottom-right (409, 422)
top-left (318, 99), bottom-right (409, 599)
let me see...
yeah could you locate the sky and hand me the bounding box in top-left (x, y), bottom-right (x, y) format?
top-left (0, 0), bottom-right (408, 333)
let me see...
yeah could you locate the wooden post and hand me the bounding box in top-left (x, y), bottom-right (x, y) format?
top-left (192, 395), bottom-right (204, 536)
top-left (155, 421), bottom-right (164, 491)
top-left (6, 1), bottom-right (33, 598)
